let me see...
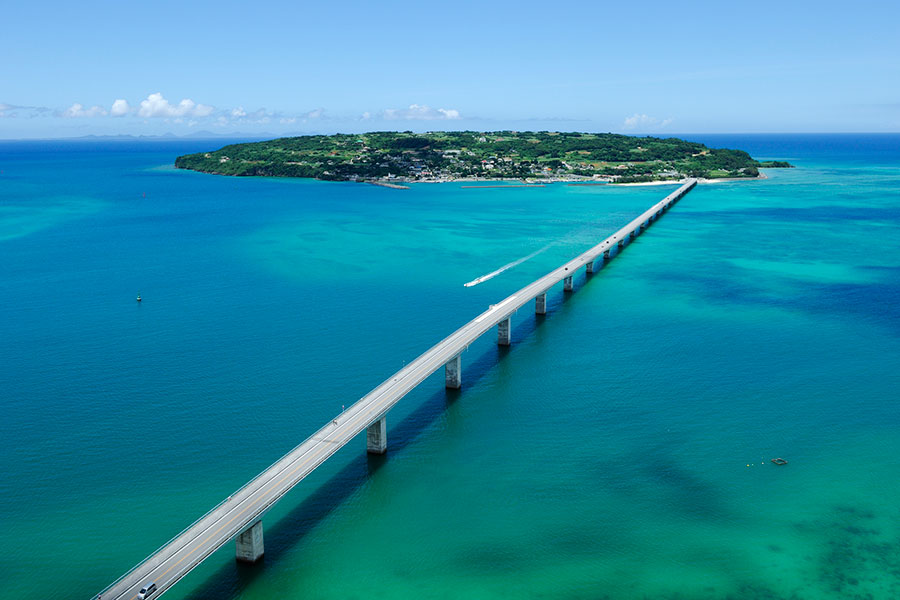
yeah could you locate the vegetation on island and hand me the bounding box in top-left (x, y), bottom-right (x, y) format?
top-left (174, 131), bottom-right (792, 184)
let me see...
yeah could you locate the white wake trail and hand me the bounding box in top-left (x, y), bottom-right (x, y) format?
top-left (464, 243), bottom-right (554, 287)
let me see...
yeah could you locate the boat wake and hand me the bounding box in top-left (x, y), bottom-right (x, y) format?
top-left (464, 243), bottom-right (554, 287)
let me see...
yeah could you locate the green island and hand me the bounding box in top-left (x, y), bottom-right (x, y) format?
top-left (174, 131), bottom-right (791, 185)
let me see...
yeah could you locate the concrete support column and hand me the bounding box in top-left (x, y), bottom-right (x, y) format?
top-left (585, 260), bottom-right (594, 274)
top-left (236, 520), bottom-right (264, 563)
top-left (366, 417), bottom-right (387, 454)
top-left (497, 317), bottom-right (511, 346)
top-left (445, 354), bottom-right (461, 389)
top-left (535, 293), bottom-right (547, 315)
top-left (564, 276), bottom-right (573, 292)
top-left (629, 230), bottom-right (635, 240)
top-left (603, 249), bottom-right (610, 260)
top-left (618, 240), bottom-right (624, 250)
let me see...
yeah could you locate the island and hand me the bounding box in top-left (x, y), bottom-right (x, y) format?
top-left (174, 131), bottom-right (792, 184)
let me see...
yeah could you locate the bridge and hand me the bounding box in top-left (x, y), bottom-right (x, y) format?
top-left (96, 179), bottom-right (696, 600)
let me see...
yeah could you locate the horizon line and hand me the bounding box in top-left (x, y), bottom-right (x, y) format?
top-left (2, 131), bottom-right (900, 143)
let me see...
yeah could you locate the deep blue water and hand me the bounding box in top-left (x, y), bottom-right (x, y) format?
top-left (1, 134), bottom-right (899, 599)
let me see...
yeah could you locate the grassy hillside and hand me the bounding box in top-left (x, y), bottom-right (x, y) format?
top-left (175, 131), bottom-right (791, 183)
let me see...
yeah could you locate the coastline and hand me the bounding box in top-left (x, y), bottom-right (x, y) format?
top-left (366, 171), bottom-right (770, 188)
top-left (612, 172), bottom-right (769, 187)
top-left (698, 171), bottom-right (769, 183)
top-left (176, 166), bottom-right (772, 189)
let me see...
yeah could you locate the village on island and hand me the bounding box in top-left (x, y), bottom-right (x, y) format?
top-left (175, 131), bottom-right (791, 186)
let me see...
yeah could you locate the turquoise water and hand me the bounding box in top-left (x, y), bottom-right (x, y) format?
top-left (1, 135), bottom-right (899, 599)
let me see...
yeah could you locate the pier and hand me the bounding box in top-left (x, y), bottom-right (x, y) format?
top-left (95, 179), bottom-right (696, 600)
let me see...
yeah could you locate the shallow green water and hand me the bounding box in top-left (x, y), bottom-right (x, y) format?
top-left (0, 135), bottom-right (898, 599)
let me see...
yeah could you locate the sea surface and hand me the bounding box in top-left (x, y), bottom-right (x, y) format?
top-left (1, 134), bottom-right (898, 600)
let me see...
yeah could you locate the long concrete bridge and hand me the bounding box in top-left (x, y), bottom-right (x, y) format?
top-left (95, 179), bottom-right (696, 600)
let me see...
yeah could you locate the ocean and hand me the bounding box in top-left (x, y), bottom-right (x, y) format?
top-left (1, 134), bottom-right (898, 599)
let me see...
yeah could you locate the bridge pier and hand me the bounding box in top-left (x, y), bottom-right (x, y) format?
top-left (445, 354), bottom-right (461, 389)
top-left (535, 293), bottom-right (547, 315)
top-left (629, 231), bottom-right (635, 240)
top-left (585, 260), bottom-right (594, 274)
top-left (497, 317), bottom-right (511, 346)
top-left (236, 520), bottom-right (264, 563)
top-left (563, 276), bottom-right (573, 292)
top-left (97, 180), bottom-right (700, 600)
top-left (366, 417), bottom-right (387, 454)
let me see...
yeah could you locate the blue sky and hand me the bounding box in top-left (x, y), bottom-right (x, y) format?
top-left (1, 0), bottom-right (898, 138)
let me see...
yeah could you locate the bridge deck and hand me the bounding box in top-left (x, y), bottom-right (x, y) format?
top-left (97, 179), bottom-right (696, 600)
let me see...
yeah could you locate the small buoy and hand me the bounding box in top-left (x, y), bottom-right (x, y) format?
top-left (136, 293), bottom-right (142, 302)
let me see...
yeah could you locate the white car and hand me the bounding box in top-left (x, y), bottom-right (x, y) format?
top-left (138, 582), bottom-right (157, 599)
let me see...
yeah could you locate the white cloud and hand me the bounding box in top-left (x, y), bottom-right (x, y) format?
top-left (622, 113), bottom-right (672, 131)
top-left (225, 107), bottom-right (273, 123)
top-left (64, 103), bottom-right (108, 118)
top-left (245, 108), bottom-right (271, 122)
top-left (110, 99), bottom-right (131, 116)
top-left (376, 104), bottom-right (462, 121)
top-left (1, 103), bottom-right (52, 118)
top-left (220, 106), bottom-right (323, 124)
top-left (137, 92), bottom-right (213, 118)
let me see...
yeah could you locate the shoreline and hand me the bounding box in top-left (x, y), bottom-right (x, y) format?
top-left (370, 172), bottom-right (769, 188)
top-left (699, 171), bottom-right (769, 183)
top-left (612, 172), bottom-right (769, 187)
top-left (178, 168), bottom-right (771, 189)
